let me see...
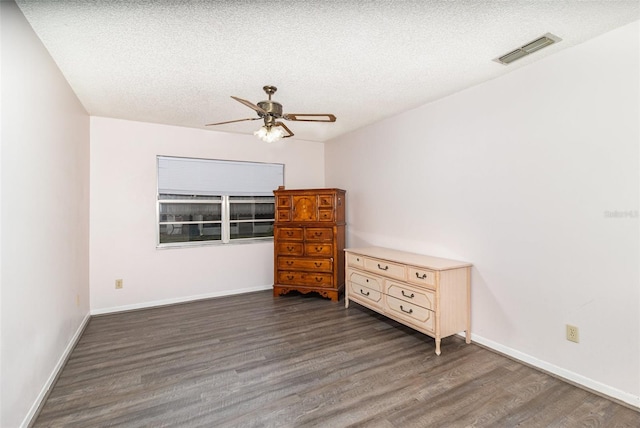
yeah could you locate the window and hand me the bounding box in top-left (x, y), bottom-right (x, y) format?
top-left (157, 156), bottom-right (283, 247)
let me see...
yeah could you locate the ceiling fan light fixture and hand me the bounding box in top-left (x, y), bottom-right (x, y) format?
top-left (254, 125), bottom-right (285, 143)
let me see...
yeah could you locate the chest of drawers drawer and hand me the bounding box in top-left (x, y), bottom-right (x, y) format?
top-left (318, 209), bottom-right (334, 221)
top-left (277, 210), bottom-right (291, 222)
top-left (276, 227), bottom-right (304, 241)
top-left (278, 271), bottom-right (333, 287)
top-left (305, 243), bottom-right (333, 256)
top-left (318, 194), bottom-right (335, 208)
top-left (276, 242), bottom-right (304, 256)
top-left (305, 227), bottom-right (333, 241)
top-left (278, 257), bottom-right (333, 272)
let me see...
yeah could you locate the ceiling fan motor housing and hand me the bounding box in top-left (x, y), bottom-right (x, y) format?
top-left (257, 100), bottom-right (283, 118)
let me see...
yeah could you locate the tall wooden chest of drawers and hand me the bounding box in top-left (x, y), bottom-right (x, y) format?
top-left (345, 246), bottom-right (471, 355)
top-left (273, 187), bottom-right (346, 301)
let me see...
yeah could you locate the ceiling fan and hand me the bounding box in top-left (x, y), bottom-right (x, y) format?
top-left (205, 85), bottom-right (336, 142)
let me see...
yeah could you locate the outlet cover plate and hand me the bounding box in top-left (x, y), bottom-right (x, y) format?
top-left (566, 324), bottom-right (579, 343)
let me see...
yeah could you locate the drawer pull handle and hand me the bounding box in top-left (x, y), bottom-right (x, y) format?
top-left (401, 290), bottom-right (415, 298)
top-left (315, 277), bottom-right (323, 282)
top-left (287, 246), bottom-right (295, 252)
top-left (315, 246), bottom-right (323, 252)
top-left (400, 305), bottom-right (413, 314)
top-left (286, 231), bottom-right (294, 236)
top-left (416, 272), bottom-right (427, 279)
top-left (314, 262), bottom-right (322, 267)
top-left (287, 275), bottom-right (294, 280)
top-left (286, 261), bottom-right (294, 266)
top-left (377, 264), bottom-right (389, 271)
top-left (360, 289), bottom-right (370, 296)
top-left (314, 232), bottom-right (323, 237)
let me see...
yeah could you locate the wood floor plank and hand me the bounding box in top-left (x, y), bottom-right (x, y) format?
top-left (33, 291), bottom-right (639, 427)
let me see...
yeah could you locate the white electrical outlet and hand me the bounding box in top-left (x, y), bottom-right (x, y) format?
top-left (566, 324), bottom-right (579, 343)
top-left (115, 279), bottom-right (123, 289)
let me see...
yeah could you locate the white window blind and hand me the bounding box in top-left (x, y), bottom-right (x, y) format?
top-left (158, 156), bottom-right (284, 196)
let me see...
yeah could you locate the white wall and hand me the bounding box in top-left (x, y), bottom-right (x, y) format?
top-left (326, 21), bottom-right (640, 406)
top-left (0, 2), bottom-right (91, 427)
top-left (90, 117), bottom-right (325, 313)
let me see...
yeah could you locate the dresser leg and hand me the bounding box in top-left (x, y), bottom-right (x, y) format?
top-left (345, 298), bottom-right (350, 309)
top-left (466, 267), bottom-right (471, 344)
top-left (435, 338), bottom-right (441, 356)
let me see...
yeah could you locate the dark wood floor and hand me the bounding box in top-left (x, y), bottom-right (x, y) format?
top-left (33, 290), bottom-right (639, 427)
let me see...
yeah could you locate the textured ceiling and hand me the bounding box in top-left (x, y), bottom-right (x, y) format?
top-left (15, 1), bottom-right (640, 142)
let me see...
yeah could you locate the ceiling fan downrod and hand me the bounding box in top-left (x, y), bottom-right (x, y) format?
top-left (263, 85), bottom-right (277, 100)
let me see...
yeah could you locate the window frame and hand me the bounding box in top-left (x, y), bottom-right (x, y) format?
top-left (156, 156), bottom-right (282, 249)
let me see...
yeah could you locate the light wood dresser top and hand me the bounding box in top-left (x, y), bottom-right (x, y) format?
top-left (345, 246), bottom-right (471, 271)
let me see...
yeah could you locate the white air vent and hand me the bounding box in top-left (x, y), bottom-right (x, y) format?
top-left (494, 33), bottom-right (562, 65)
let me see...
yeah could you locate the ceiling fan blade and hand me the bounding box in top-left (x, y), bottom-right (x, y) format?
top-left (275, 121), bottom-right (294, 138)
top-left (205, 117), bottom-right (261, 126)
top-left (284, 113), bottom-right (336, 122)
top-left (231, 96), bottom-right (267, 115)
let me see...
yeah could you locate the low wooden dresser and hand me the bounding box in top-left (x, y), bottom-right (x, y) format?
top-left (345, 246), bottom-right (471, 355)
top-left (273, 187), bottom-right (346, 301)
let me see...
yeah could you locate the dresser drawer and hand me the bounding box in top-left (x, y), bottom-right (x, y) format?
top-left (408, 266), bottom-right (436, 287)
top-left (305, 243), bottom-right (333, 256)
top-left (276, 242), bottom-right (304, 256)
top-left (386, 281), bottom-right (434, 310)
top-left (348, 280), bottom-right (383, 308)
top-left (278, 271), bottom-right (333, 287)
top-left (276, 227), bottom-right (303, 241)
top-left (385, 295), bottom-right (434, 331)
top-left (363, 257), bottom-right (405, 280)
top-left (348, 270), bottom-right (382, 292)
top-left (346, 253), bottom-right (365, 268)
top-left (278, 257), bottom-right (333, 272)
top-left (305, 228), bottom-right (333, 241)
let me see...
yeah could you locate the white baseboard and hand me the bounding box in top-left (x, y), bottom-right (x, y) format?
top-left (90, 285), bottom-right (273, 316)
top-left (467, 333), bottom-right (640, 410)
top-left (21, 313), bottom-right (91, 428)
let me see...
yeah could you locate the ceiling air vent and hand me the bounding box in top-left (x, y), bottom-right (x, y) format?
top-left (493, 33), bottom-right (562, 65)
